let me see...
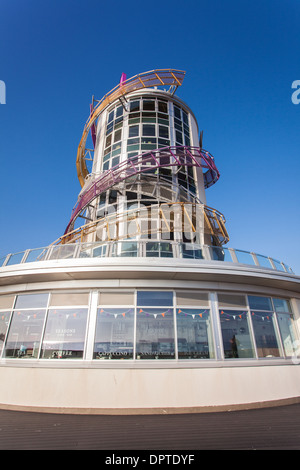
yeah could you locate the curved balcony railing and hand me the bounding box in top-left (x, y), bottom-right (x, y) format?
top-left (0, 241), bottom-right (294, 274)
top-left (66, 146), bottom-right (220, 235)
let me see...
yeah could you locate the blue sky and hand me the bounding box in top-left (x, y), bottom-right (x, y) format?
top-left (0, 0), bottom-right (299, 273)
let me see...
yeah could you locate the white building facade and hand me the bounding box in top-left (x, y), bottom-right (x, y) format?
top-left (0, 70), bottom-right (299, 414)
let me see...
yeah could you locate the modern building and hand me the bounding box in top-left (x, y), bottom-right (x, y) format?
top-left (0, 69), bottom-right (299, 414)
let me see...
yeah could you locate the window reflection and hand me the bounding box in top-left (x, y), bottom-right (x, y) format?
top-left (251, 311), bottom-right (281, 358)
top-left (219, 310), bottom-right (255, 358)
top-left (94, 308), bottom-right (134, 359)
top-left (41, 308), bottom-right (88, 359)
top-left (4, 309), bottom-right (46, 358)
top-left (0, 311), bottom-right (11, 355)
top-left (136, 308), bottom-right (175, 359)
top-left (177, 309), bottom-right (214, 359)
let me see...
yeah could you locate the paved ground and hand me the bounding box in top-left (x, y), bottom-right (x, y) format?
top-left (0, 403), bottom-right (299, 450)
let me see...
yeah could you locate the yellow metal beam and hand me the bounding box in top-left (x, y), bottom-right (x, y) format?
top-left (76, 69), bottom-right (186, 187)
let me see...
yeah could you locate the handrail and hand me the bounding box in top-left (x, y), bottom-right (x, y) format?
top-left (54, 202), bottom-right (229, 246)
top-left (76, 69), bottom-right (186, 186)
top-left (0, 242), bottom-right (294, 274)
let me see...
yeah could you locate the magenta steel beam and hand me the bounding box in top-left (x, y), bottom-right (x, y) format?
top-left (64, 146), bottom-right (220, 234)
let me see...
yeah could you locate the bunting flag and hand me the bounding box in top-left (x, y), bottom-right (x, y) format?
top-left (98, 308), bottom-right (133, 318)
top-left (177, 309), bottom-right (208, 318)
top-left (138, 308), bottom-right (171, 318)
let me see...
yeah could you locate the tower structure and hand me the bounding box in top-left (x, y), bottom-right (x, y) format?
top-left (0, 69), bottom-right (299, 414)
top-left (60, 69), bottom-right (228, 255)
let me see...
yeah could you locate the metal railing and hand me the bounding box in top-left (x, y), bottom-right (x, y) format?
top-left (0, 241), bottom-right (294, 274)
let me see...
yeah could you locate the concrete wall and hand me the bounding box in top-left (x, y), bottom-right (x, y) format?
top-left (0, 363), bottom-right (299, 414)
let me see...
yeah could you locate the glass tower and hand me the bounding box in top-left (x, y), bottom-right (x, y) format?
top-left (63, 69), bottom-right (229, 255)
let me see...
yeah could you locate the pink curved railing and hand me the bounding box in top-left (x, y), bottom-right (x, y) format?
top-left (65, 146), bottom-right (220, 234)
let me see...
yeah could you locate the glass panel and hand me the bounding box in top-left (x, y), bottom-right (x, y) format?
top-left (108, 110), bottom-right (114, 123)
top-left (248, 296), bottom-right (272, 311)
top-left (0, 295), bottom-right (15, 309)
top-left (159, 126), bottom-right (169, 138)
top-left (273, 298), bottom-right (291, 313)
top-left (251, 311), bottom-right (281, 357)
top-left (219, 310), bottom-right (255, 358)
top-left (211, 246), bottom-right (232, 262)
top-left (271, 259), bottom-right (285, 272)
top-left (114, 129), bottom-right (122, 142)
top-left (174, 106), bottom-right (181, 119)
top-left (98, 292), bottom-right (134, 306)
top-left (276, 312), bottom-right (299, 357)
top-left (176, 291), bottom-right (209, 307)
top-left (177, 309), bottom-right (214, 359)
top-left (136, 307), bottom-right (175, 359)
top-left (256, 254), bottom-right (273, 269)
top-left (48, 245), bottom-right (77, 260)
top-left (4, 309), bottom-right (46, 358)
top-left (142, 124), bottom-right (155, 136)
top-left (235, 250), bottom-right (256, 265)
top-left (6, 252), bottom-right (25, 265)
top-left (25, 248), bottom-right (48, 263)
top-left (15, 293), bottom-right (49, 309)
top-left (93, 308), bottom-right (134, 359)
top-left (40, 308), bottom-right (88, 359)
top-left (0, 311), bottom-right (11, 355)
top-left (50, 292), bottom-right (89, 307)
top-left (182, 244), bottom-right (203, 259)
top-left (143, 100), bottom-right (155, 111)
top-left (129, 125), bottom-right (139, 138)
top-left (218, 294), bottom-right (247, 309)
top-left (158, 101), bottom-right (168, 113)
top-left (130, 101), bottom-right (140, 112)
top-left (175, 130), bottom-right (183, 144)
top-left (137, 291), bottom-right (173, 307)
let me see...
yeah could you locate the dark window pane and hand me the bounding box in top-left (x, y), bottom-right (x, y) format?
top-left (142, 124), bottom-right (155, 136)
top-left (158, 101), bottom-right (168, 113)
top-left (130, 101), bottom-right (140, 112)
top-left (116, 106), bottom-right (123, 117)
top-left (175, 131), bottom-right (183, 144)
top-left (248, 296), bottom-right (272, 311)
top-left (159, 125), bottom-right (169, 138)
top-left (129, 125), bottom-right (139, 138)
top-left (114, 129), bottom-right (122, 142)
top-left (174, 106), bottom-right (181, 119)
top-left (137, 291), bottom-right (173, 306)
top-left (143, 100), bottom-right (155, 111)
top-left (108, 110), bottom-right (114, 123)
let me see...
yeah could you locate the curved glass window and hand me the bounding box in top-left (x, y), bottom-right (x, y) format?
top-left (250, 311), bottom-right (282, 358)
top-left (0, 312), bottom-right (12, 355)
top-left (40, 308), bottom-right (88, 359)
top-left (94, 308), bottom-right (134, 360)
top-left (4, 309), bottom-right (46, 358)
top-left (177, 309), bottom-right (214, 359)
top-left (219, 310), bottom-right (255, 359)
top-left (136, 307), bottom-right (175, 359)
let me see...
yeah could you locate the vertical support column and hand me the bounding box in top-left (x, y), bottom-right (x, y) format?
top-left (84, 290), bottom-right (99, 361)
top-left (209, 292), bottom-right (224, 360)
